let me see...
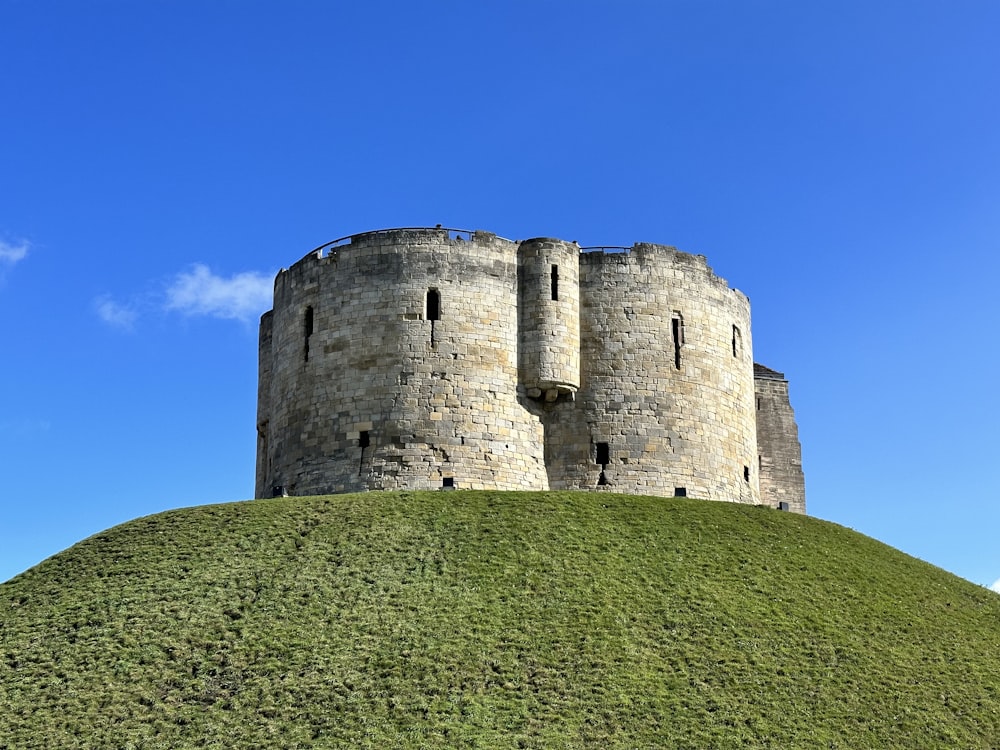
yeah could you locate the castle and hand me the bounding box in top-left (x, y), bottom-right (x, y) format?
top-left (255, 227), bottom-right (805, 513)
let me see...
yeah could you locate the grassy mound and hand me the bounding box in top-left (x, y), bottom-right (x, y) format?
top-left (1, 491), bottom-right (998, 748)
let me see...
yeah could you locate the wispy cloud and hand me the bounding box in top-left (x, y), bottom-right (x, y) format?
top-left (165, 264), bottom-right (273, 322)
top-left (95, 263), bottom-right (273, 330)
top-left (0, 238), bottom-right (29, 264)
top-left (990, 578), bottom-right (1000, 594)
top-left (94, 295), bottom-right (138, 331)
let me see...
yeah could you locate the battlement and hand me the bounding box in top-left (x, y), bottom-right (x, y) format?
top-left (256, 227), bottom-right (805, 512)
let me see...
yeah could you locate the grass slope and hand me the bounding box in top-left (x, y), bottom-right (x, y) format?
top-left (1, 491), bottom-right (999, 748)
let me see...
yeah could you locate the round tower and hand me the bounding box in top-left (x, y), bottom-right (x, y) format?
top-left (540, 243), bottom-right (759, 504)
top-left (256, 228), bottom-right (548, 496)
top-left (517, 238), bottom-right (581, 400)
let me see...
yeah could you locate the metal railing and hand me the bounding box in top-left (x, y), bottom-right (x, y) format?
top-left (304, 227), bottom-right (511, 260)
top-left (293, 230), bottom-right (631, 266)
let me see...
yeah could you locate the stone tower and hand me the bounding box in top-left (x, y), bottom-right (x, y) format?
top-left (256, 227), bottom-right (806, 512)
top-left (517, 237), bottom-right (581, 399)
top-left (754, 364), bottom-right (806, 513)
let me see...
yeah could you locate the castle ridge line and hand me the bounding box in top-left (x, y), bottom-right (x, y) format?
top-left (256, 227), bottom-right (805, 513)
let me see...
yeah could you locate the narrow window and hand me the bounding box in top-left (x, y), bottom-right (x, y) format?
top-left (671, 314), bottom-right (684, 370)
top-left (426, 288), bottom-right (440, 348)
top-left (756, 397), bottom-right (761, 410)
top-left (426, 289), bottom-right (440, 321)
top-left (732, 325), bottom-right (741, 357)
top-left (743, 465), bottom-right (750, 482)
top-left (674, 487), bottom-right (687, 497)
top-left (551, 264), bottom-right (559, 301)
top-left (358, 430), bottom-right (370, 475)
top-left (303, 306), bottom-right (314, 362)
top-left (595, 442), bottom-right (610, 466)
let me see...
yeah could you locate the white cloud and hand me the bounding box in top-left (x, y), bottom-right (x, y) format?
top-left (94, 295), bottom-right (138, 330)
top-left (165, 264), bottom-right (273, 322)
top-left (989, 578), bottom-right (1000, 594)
top-left (0, 238), bottom-right (29, 264)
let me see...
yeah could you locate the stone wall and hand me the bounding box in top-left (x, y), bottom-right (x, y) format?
top-left (517, 238), bottom-right (581, 397)
top-left (539, 244), bottom-right (758, 503)
top-left (255, 311), bottom-right (274, 498)
top-left (256, 228), bottom-right (805, 512)
top-left (754, 364), bottom-right (806, 513)
top-left (257, 229), bottom-right (548, 495)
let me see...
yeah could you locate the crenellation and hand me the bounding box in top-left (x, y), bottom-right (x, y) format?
top-left (256, 227), bottom-right (806, 511)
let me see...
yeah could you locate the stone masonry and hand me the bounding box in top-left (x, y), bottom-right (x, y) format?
top-left (754, 364), bottom-right (807, 513)
top-left (256, 227), bottom-right (806, 512)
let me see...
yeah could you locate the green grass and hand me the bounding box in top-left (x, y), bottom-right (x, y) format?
top-left (1, 491), bottom-right (999, 748)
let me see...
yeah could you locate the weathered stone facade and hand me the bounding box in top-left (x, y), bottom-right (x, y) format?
top-left (753, 364), bottom-right (806, 514)
top-left (256, 228), bottom-right (806, 512)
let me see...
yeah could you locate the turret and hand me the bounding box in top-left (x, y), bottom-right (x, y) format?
top-left (517, 238), bottom-right (581, 400)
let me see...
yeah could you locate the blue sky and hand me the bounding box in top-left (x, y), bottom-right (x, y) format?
top-left (2, 0), bottom-right (999, 588)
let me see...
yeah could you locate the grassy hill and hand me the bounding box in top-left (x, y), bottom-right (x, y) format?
top-left (1, 491), bottom-right (998, 748)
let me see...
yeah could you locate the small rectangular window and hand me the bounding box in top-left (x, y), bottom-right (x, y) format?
top-left (426, 289), bottom-right (440, 321)
top-left (427, 289), bottom-right (440, 348)
top-left (595, 442), bottom-right (610, 466)
top-left (442, 477), bottom-right (455, 489)
top-left (743, 465), bottom-right (750, 482)
top-left (357, 429), bottom-right (371, 475)
top-left (551, 265), bottom-right (559, 301)
top-left (674, 487), bottom-right (687, 497)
